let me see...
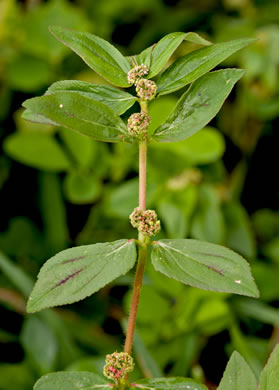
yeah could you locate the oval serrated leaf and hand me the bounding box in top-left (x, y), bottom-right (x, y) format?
top-left (157, 37), bottom-right (256, 95)
top-left (49, 26), bottom-right (131, 87)
top-left (27, 239), bottom-right (137, 313)
top-left (34, 371), bottom-right (108, 390)
top-left (135, 377), bottom-right (207, 389)
top-left (258, 343), bottom-right (279, 390)
top-left (22, 92), bottom-right (131, 143)
top-left (153, 69), bottom-right (244, 143)
top-left (4, 133), bottom-right (71, 172)
top-left (46, 80), bottom-right (137, 115)
top-left (151, 239), bottom-right (259, 297)
top-left (217, 351), bottom-right (257, 390)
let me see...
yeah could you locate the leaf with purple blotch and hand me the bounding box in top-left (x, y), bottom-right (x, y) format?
top-left (151, 239), bottom-right (259, 297)
top-left (27, 239), bottom-right (137, 313)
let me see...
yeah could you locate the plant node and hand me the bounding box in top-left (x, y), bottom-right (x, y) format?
top-left (130, 208), bottom-right (161, 236)
top-left (127, 112), bottom-right (150, 140)
top-left (127, 64), bottom-right (149, 85)
top-left (136, 79), bottom-right (157, 101)
top-left (103, 352), bottom-right (134, 384)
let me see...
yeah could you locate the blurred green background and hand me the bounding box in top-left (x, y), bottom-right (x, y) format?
top-left (0, 0), bottom-right (279, 389)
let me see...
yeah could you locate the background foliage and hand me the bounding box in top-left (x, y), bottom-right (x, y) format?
top-left (0, 0), bottom-right (279, 389)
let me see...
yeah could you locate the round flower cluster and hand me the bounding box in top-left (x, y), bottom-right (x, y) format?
top-left (127, 64), bottom-right (149, 85)
top-left (130, 208), bottom-right (161, 236)
top-left (127, 112), bottom-right (150, 139)
top-left (136, 79), bottom-right (157, 101)
top-left (103, 352), bottom-right (134, 384)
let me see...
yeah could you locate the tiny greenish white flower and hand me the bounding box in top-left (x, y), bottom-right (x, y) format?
top-left (103, 352), bottom-right (134, 384)
top-left (127, 112), bottom-right (150, 140)
top-left (130, 208), bottom-right (161, 236)
top-left (127, 64), bottom-right (149, 85)
top-left (136, 79), bottom-right (157, 101)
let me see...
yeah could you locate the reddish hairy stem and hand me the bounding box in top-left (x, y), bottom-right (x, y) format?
top-left (124, 138), bottom-right (149, 355)
top-left (124, 240), bottom-right (148, 354)
top-left (139, 142), bottom-right (147, 211)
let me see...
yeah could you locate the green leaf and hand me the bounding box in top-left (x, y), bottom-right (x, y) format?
top-left (0, 363), bottom-right (34, 390)
top-left (153, 69), bottom-right (244, 143)
top-left (27, 239), bottom-right (137, 313)
top-left (149, 32), bottom-right (212, 78)
top-left (158, 202), bottom-right (187, 238)
top-left (59, 127), bottom-right (96, 169)
top-left (151, 239), bottom-right (259, 297)
top-left (4, 133), bottom-right (71, 171)
top-left (49, 26), bottom-right (131, 87)
top-left (135, 377), bottom-right (208, 389)
top-left (157, 38), bottom-right (256, 95)
top-left (0, 252), bottom-right (33, 297)
top-left (23, 92), bottom-right (130, 143)
top-left (131, 32), bottom-right (212, 78)
top-left (223, 202), bottom-right (256, 259)
top-left (217, 351), bottom-right (257, 390)
top-left (22, 0), bottom-right (89, 63)
top-left (148, 96), bottom-right (177, 136)
top-left (64, 172), bottom-right (102, 204)
top-left (7, 55), bottom-right (53, 92)
top-left (153, 127), bottom-right (225, 165)
top-left (39, 173), bottom-right (68, 254)
top-left (229, 323), bottom-right (262, 376)
top-left (34, 371), bottom-right (108, 390)
top-left (258, 343), bottom-right (279, 390)
top-left (22, 109), bottom-right (59, 126)
top-left (147, 32), bottom-right (187, 78)
top-left (124, 285), bottom-right (169, 324)
top-left (191, 185), bottom-right (225, 245)
top-left (20, 316), bottom-right (58, 375)
top-left (47, 80), bottom-right (137, 115)
top-left (234, 298), bottom-right (279, 327)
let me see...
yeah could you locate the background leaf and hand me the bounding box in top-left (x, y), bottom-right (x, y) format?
top-left (151, 239), bottom-right (259, 297)
top-left (20, 316), bottom-right (58, 375)
top-left (27, 239), bottom-right (137, 312)
top-left (3, 133), bottom-right (71, 172)
top-left (191, 185), bottom-right (225, 245)
top-left (64, 172), bottom-right (102, 204)
top-left (153, 69), bottom-right (243, 143)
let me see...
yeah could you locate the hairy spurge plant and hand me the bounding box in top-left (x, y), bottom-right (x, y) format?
top-left (22, 27), bottom-right (279, 390)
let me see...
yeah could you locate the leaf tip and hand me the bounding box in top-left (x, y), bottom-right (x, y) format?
top-left (26, 297), bottom-right (38, 314)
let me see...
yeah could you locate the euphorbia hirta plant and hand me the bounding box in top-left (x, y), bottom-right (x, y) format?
top-left (22, 27), bottom-right (279, 390)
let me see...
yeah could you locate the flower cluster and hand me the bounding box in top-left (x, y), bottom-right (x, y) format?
top-left (127, 64), bottom-right (149, 85)
top-left (130, 208), bottom-right (161, 236)
top-left (103, 352), bottom-right (134, 384)
top-left (127, 111), bottom-right (150, 139)
top-left (136, 78), bottom-right (157, 101)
